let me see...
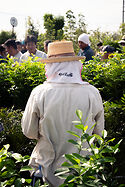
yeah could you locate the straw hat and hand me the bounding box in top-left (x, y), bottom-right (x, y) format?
top-left (39, 41), bottom-right (84, 63)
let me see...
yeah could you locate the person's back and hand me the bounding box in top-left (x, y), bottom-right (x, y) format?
top-left (22, 41), bottom-right (104, 187)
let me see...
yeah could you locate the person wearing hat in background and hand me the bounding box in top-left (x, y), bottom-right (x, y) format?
top-left (101, 45), bottom-right (115, 60)
top-left (78, 33), bottom-right (95, 61)
top-left (21, 41), bottom-right (104, 187)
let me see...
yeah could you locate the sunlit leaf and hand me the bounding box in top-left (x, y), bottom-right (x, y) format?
top-left (20, 166), bottom-right (33, 172)
top-left (65, 154), bottom-right (79, 165)
top-left (102, 130), bottom-right (107, 139)
top-left (67, 131), bottom-right (80, 138)
top-left (76, 110), bottom-right (83, 120)
top-left (68, 139), bottom-right (78, 145)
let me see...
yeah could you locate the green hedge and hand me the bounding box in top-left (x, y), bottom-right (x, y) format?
top-left (0, 53), bottom-right (125, 178)
top-left (81, 53), bottom-right (125, 102)
top-left (0, 52), bottom-right (125, 109)
top-left (0, 107), bottom-right (36, 155)
top-left (0, 59), bottom-right (46, 109)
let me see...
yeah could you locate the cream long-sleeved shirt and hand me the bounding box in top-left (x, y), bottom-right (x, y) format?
top-left (20, 49), bottom-right (47, 62)
top-left (21, 82), bottom-right (104, 187)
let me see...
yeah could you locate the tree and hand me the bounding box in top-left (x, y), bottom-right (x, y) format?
top-left (54, 16), bottom-right (64, 40)
top-left (119, 23), bottom-right (125, 36)
top-left (64, 10), bottom-right (87, 53)
top-left (43, 14), bottom-right (56, 41)
top-left (89, 29), bottom-right (121, 53)
top-left (43, 14), bottom-right (64, 41)
top-left (37, 33), bottom-right (46, 51)
top-left (25, 16), bottom-right (39, 39)
top-left (76, 13), bottom-right (87, 35)
top-left (75, 13), bottom-right (87, 53)
top-left (0, 30), bottom-right (16, 44)
top-left (64, 10), bottom-right (77, 41)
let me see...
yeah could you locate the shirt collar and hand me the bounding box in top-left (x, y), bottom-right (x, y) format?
top-left (84, 46), bottom-right (90, 51)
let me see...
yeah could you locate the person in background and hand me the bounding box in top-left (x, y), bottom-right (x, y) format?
top-left (78, 33), bottom-right (95, 61)
top-left (21, 41), bottom-right (104, 187)
top-left (97, 41), bottom-right (103, 51)
top-left (118, 35), bottom-right (125, 47)
top-left (21, 40), bottom-right (27, 54)
top-left (4, 39), bottom-right (22, 63)
top-left (20, 35), bottom-right (47, 62)
top-left (44, 40), bottom-right (52, 53)
top-left (16, 41), bottom-right (22, 52)
top-left (101, 45), bottom-right (115, 60)
top-left (0, 45), bottom-right (7, 63)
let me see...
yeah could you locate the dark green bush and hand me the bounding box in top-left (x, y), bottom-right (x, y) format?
top-left (56, 110), bottom-right (124, 186)
top-left (0, 58), bottom-right (46, 109)
top-left (104, 94), bottom-right (125, 178)
top-left (0, 53), bottom-right (125, 109)
top-left (0, 107), bottom-right (35, 155)
top-left (0, 144), bottom-right (32, 186)
top-left (0, 52), bottom-right (125, 183)
top-left (81, 53), bottom-right (125, 102)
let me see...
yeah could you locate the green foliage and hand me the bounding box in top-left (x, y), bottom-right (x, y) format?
top-left (0, 58), bottom-right (46, 109)
top-left (55, 110), bottom-right (124, 187)
top-left (25, 16), bottom-right (39, 39)
top-left (119, 23), bottom-right (125, 35)
top-left (104, 95), bottom-right (125, 178)
top-left (89, 29), bottom-right (121, 52)
top-left (81, 52), bottom-right (125, 102)
top-left (0, 107), bottom-right (35, 155)
top-left (64, 10), bottom-right (87, 53)
top-left (43, 14), bottom-right (64, 41)
top-left (37, 33), bottom-right (46, 51)
top-left (0, 144), bottom-right (32, 186)
top-left (0, 30), bottom-right (16, 44)
top-left (104, 95), bottom-right (125, 140)
top-left (64, 10), bottom-right (77, 41)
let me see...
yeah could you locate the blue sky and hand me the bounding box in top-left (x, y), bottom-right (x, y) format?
top-left (0, 0), bottom-right (123, 40)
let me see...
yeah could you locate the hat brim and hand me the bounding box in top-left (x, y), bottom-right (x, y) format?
top-left (38, 56), bottom-right (85, 63)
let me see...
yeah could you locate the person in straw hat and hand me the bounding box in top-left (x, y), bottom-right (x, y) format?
top-left (21, 41), bottom-right (104, 186)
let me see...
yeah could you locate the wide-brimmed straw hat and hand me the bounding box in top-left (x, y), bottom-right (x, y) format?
top-left (39, 41), bottom-right (85, 63)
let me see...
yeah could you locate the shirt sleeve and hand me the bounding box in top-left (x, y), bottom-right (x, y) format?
top-left (93, 108), bottom-right (104, 136)
top-left (21, 90), bottom-right (40, 140)
top-left (92, 89), bottom-right (104, 136)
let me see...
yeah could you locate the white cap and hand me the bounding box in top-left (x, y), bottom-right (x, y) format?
top-left (78, 33), bottom-right (91, 46)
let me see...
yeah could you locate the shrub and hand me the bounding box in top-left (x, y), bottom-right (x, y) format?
top-left (0, 144), bottom-right (32, 186)
top-left (0, 61), bottom-right (13, 108)
top-left (0, 107), bottom-right (36, 155)
top-left (81, 52), bottom-right (125, 102)
top-left (55, 110), bottom-right (125, 186)
top-left (0, 58), bottom-right (46, 109)
top-left (104, 94), bottom-right (125, 178)
top-left (0, 52), bottom-right (125, 109)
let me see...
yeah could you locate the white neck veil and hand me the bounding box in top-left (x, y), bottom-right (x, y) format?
top-left (45, 60), bottom-right (89, 85)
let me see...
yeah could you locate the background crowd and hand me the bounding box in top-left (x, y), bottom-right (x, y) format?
top-left (0, 32), bottom-right (125, 64)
